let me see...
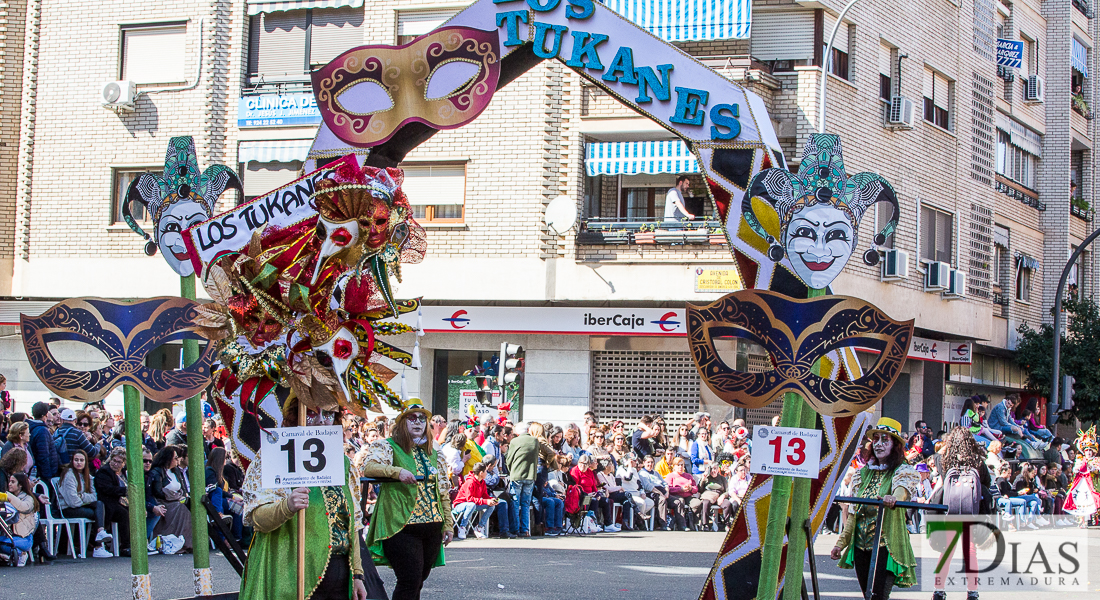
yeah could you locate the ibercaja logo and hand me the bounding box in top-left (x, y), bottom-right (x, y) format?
top-left (921, 515), bottom-right (1087, 592)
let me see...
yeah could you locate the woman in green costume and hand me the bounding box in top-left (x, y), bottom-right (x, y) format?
top-left (830, 417), bottom-right (919, 600)
top-left (359, 398), bottom-right (454, 600)
top-left (240, 405), bottom-right (368, 600)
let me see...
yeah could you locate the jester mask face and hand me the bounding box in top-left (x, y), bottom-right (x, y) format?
top-left (21, 297), bottom-right (217, 404)
top-left (686, 290), bottom-right (914, 416)
top-left (312, 26), bottom-right (501, 147)
top-left (125, 136), bottom-right (242, 277)
top-left (741, 134), bottom-right (898, 290)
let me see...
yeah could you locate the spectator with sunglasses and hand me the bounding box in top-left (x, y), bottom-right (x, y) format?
top-left (53, 408), bottom-right (101, 468)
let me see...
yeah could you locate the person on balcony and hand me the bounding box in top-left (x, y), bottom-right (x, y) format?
top-left (663, 175), bottom-right (694, 221)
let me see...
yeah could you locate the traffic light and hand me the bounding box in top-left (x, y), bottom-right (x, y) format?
top-left (499, 343), bottom-right (524, 388)
top-left (474, 375), bottom-right (494, 405)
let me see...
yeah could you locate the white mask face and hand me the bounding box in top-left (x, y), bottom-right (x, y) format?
top-left (157, 201), bottom-right (209, 276)
top-left (784, 204), bottom-right (854, 289)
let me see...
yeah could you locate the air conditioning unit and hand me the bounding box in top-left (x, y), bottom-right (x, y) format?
top-left (886, 96), bottom-right (915, 129)
top-left (1024, 75), bottom-right (1045, 103)
top-left (881, 248), bottom-right (909, 281)
top-left (100, 80), bottom-right (137, 111)
top-left (943, 269), bottom-right (967, 299)
top-left (924, 261), bottom-right (951, 291)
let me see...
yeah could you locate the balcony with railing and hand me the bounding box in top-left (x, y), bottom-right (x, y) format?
top-left (1074, 0), bottom-right (1094, 19)
top-left (575, 217), bottom-right (735, 262)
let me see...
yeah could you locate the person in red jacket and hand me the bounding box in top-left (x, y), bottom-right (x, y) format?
top-left (451, 462), bottom-right (498, 540)
top-left (570, 455), bottom-right (615, 531)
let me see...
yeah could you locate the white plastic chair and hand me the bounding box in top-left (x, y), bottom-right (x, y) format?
top-left (50, 477), bottom-right (92, 558)
top-left (35, 479), bottom-right (77, 559)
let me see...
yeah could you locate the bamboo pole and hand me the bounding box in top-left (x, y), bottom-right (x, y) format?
top-left (123, 385), bottom-right (151, 600)
top-left (298, 400), bottom-right (307, 600)
top-left (180, 274), bottom-right (212, 595)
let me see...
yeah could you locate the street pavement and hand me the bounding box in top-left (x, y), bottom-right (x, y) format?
top-left (1, 529), bottom-right (1098, 599)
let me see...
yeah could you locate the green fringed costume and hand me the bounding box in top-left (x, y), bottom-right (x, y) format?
top-left (836, 463), bottom-right (919, 588)
top-left (239, 455), bottom-right (364, 600)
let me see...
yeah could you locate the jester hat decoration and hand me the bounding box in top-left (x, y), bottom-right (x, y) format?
top-left (742, 134), bottom-right (899, 290)
top-left (124, 136), bottom-right (242, 276)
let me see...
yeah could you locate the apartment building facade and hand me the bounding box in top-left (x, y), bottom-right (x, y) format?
top-left (0, 0), bottom-right (1095, 431)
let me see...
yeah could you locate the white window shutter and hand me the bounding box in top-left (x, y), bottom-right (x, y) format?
top-left (879, 43), bottom-right (892, 76)
top-left (923, 68), bottom-right (935, 99)
top-left (396, 9), bottom-right (457, 38)
top-left (750, 10), bottom-right (815, 61)
top-left (250, 11), bottom-right (308, 77)
top-left (401, 164), bottom-right (466, 206)
top-left (310, 7), bottom-right (364, 66)
top-left (934, 73), bottom-right (950, 110)
top-left (823, 13), bottom-right (849, 52)
top-left (122, 25), bottom-right (187, 84)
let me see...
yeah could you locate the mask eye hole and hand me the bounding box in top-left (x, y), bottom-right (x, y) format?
top-left (335, 80), bottom-right (394, 116)
top-left (46, 340), bottom-right (112, 371)
top-left (424, 59), bottom-right (481, 101)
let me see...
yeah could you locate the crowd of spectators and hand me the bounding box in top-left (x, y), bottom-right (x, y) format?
top-left (347, 408), bottom-right (757, 540)
top-left (0, 396), bottom-right (248, 566)
top-left (829, 393), bottom-right (1085, 537)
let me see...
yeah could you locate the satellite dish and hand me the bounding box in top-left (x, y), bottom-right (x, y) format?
top-left (545, 195), bottom-right (577, 236)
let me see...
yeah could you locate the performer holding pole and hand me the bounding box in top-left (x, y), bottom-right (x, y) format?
top-left (239, 401), bottom-right (368, 600)
top-left (830, 418), bottom-right (919, 600)
top-left (359, 398), bottom-right (453, 600)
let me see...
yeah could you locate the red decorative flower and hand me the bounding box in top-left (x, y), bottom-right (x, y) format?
top-left (332, 339), bottom-right (353, 360)
top-left (331, 227), bottom-right (353, 246)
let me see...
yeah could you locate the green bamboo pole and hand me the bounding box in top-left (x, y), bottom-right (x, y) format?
top-left (124, 385), bottom-right (151, 600)
top-left (181, 274), bottom-right (212, 595)
top-left (757, 288), bottom-right (827, 600)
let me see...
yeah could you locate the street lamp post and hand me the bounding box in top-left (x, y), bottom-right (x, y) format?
top-left (1050, 225), bottom-right (1100, 423)
top-left (818, 0), bottom-right (861, 133)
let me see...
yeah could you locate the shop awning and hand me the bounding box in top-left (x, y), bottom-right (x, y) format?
top-left (600, 0), bottom-right (751, 41)
top-left (239, 140), bottom-right (312, 163)
top-left (585, 140), bottom-right (699, 176)
top-left (1015, 252), bottom-right (1038, 270)
top-left (247, 0), bottom-right (362, 16)
top-left (1073, 38), bottom-right (1089, 78)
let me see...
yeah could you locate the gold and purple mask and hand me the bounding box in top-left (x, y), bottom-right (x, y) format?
top-left (687, 290), bottom-right (913, 416)
top-left (21, 297), bottom-right (216, 404)
top-left (312, 26), bottom-right (501, 147)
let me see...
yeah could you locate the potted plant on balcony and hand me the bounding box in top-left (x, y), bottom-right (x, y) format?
top-left (708, 225), bottom-right (727, 245)
top-left (602, 228), bottom-right (630, 244)
top-left (684, 226), bottom-right (709, 244)
top-left (1072, 196), bottom-right (1092, 221)
top-left (633, 222), bottom-right (657, 244)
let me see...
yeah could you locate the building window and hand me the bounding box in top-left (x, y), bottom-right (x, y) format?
top-left (920, 205), bottom-right (953, 263)
top-left (401, 163), bottom-right (466, 224)
top-left (875, 202), bottom-right (895, 248)
top-left (1016, 265), bottom-right (1031, 302)
top-left (996, 130), bottom-right (1037, 189)
top-left (879, 43), bottom-right (893, 101)
top-left (121, 24), bottom-right (187, 84)
top-left (620, 188), bottom-right (659, 221)
top-left (822, 15), bottom-right (850, 80)
top-left (247, 7), bottom-right (363, 84)
top-left (112, 168), bottom-right (157, 223)
top-left (992, 244), bottom-right (1005, 287)
top-left (397, 9), bottom-right (458, 45)
top-left (923, 69), bottom-right (951, 129)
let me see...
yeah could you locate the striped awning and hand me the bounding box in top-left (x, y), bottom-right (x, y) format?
top-left (586, 141), bottom-right (699, 176)
top-left (246, 0), bottom-right (362, 16)
top-left (600, 0), bottom-right (751, 41)
top-left (1073, 38), bottom-right (1089, 78)
top-left (1015, 252), bottom-right (1039, 270)
top-left (239, 140), bottom-right (312, 163)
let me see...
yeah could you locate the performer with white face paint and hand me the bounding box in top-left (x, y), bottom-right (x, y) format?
top-left (830, 418), bottom-right (918, 600)
top-left (359, 399), bottom-right (453, 600)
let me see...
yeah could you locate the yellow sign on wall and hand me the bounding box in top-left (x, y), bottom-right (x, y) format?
top-left (694, 268), bottom-right (744, 293)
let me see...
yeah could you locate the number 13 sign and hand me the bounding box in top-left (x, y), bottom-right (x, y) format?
top-left (261, 426), bottom-right (345, 489)
top-left (748, 425), bottom-right (822, 479)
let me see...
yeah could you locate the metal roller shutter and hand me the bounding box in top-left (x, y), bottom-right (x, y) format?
top-left (310, 6), bottom-right (364, 66)
top-left (396, 9), bottom-right (457, 41)
top-left (879, 43), bottom-right (892, 76)
top-left (591, 351), bottom-right (701, 425)
top-left (750, 10), bottom-right (815, 61)
top-left (249, 10), bottom-right (307, 77)
top-left (401, 164), bottom-right (466, 206)
top-left (244, 161), bottom-right (303, 196)
top-left (122, 25), bottom-right (188, 84)
top-left (823, 13), bottom-right (849, 52)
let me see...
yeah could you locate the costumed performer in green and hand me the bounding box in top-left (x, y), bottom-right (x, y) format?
top-left (359, 398), bottom-right (453, 600)
top-left (240, 401), bottom-right (369, 600)
top-left (830, 417), bottom-right (919, 600)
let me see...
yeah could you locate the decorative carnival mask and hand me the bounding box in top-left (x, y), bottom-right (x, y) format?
top-left (686, 290), bottom-right (914, 416)
top-left (125, 137), bottom-right (242, 276)
top-left (741, 134), bottom-right (898, 290)
top-left (312, 26), bottom-right (501, 147)
top-left (1077, 425), bottom-right (1098, 453)
top-left (21, 297), bottom-right (217, 404)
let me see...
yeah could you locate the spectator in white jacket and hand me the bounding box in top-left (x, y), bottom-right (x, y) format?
top-left (617, 453), bottom-right (654, 522)
top-left (57, 449), bottom-right (112, 557)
